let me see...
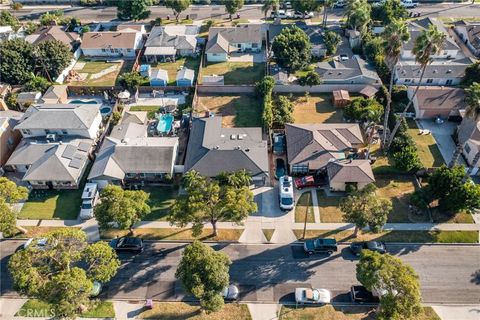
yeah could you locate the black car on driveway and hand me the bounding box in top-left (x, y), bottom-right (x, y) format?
top-left (109, 237), bottom-right (144, 253)
top-left (303, 238), bottom-right (338, 255)
top-left (350, 285), bottom-right (379, 304)
top-left (349, 241), bottom-right (386, 256)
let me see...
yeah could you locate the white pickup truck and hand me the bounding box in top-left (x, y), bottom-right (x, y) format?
top-left (401, 0), bottom-right (418, 8)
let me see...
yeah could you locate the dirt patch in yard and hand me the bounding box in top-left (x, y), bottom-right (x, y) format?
top-left (290, 94), bottom-right (344, 123)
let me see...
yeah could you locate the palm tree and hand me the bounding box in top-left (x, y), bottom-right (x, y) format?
top-left (381, 19), bottom-right (410, 149)
top-left (386, 24), bottom-right (446, 149)
top-left (322, 0), bottom-right (334, 29)
top-left (262, 0), bottom-right (279, 19)
top-left (451, 82), bottom-right (480, 172)
top-left (346, 0), bottom-right (371, 33)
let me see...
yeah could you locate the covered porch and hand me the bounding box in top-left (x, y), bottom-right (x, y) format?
top-left (144, 46), bottom-right (177, 63)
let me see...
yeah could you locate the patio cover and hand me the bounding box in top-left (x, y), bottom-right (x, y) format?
top-left (144, 46), bottom-right (176, 56)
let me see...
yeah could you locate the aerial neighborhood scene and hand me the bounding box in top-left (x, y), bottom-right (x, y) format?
top-left (1, 0), bottom-right (480, 319)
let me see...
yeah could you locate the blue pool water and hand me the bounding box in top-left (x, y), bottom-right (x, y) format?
top-left (70, 99), bottom-right (98, 104)
top-left (69, 99), bottom-right (112, 116)
top-left (157, 113), bottom-right (174, 134)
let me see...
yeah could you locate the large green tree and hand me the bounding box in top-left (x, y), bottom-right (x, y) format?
top-left (462, 61), bottom-right (480, 86)
top-left (0, 200), bottom-right (17, 238)
top-left (340, 184), bottom-right (392, 235)
top-left (0, 39), bottom-right (35, 85)
top-left (424, 165), bottom-right (480, 214)
top-left (324, 30), bottom-right (341, 56)
top-left (346, 0), bottom-right (371, 32)
top-left (272, 25), bottom-right (312, 72)
top-left (94, 185), bottom-right (151, 231)
top-left (392, 144), bottom-right (421, 172)
top-left (386, 24), bottom-right (446, 149)
top-left (256, 76), bottom-right (275, 132)
top-left (117, 0), bottom-right (152, 21)
top-left (272, 95), bottom-right (294, 126)
top-left (8, 229), bottom-right (120, 319)
top-left (169, 171), bottom-right (257, 236)
top-left (24, 75), bottom-right (51, 93)
top-left (291, 0), bottom-right (319, 13)
top-left (381, 19), bottom-right (410, 148)
top-left (176, 241), bottom-right (231, 313)
top-left (0, 177), bottom-right (28, 237)
top-left (298, 70), bottom-right (321, 87)
top-left (344, 97), bottom-right (383, 123)
top-left (0, 10), bottom-right (19, 30)
top-left (118, 71), bottom-right (146, 91)
top-left (224, 0), bottom-right (244, 20)
top-left (34, 40), bottom-right (73, 80)
top-left (262, 0), bottom-right (279, 18)
top-left (0, 177), bottom-right (28, 203)
top-left (165, 0), bottom-right (192, 21)
top-left (357, 251), bottom-right (422, 320)
top-left (371, 0), bottom-right (408, 25)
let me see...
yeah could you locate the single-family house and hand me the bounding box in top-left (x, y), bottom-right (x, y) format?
top-left (40, 85), bottom-right (69, 104)
top-left (5, 137), bottom-right (93, 189)
top-left (81, 32), bottom-right (143, 58)
top-left (0, 110), bottom-right (23, 167)
top-left (15, 104), bottom-right (103, 139)
top-left (327, 159), bottom-right (375, 191)
top-left (25, 25), bottom-right (80, 51)
top-left (184, 116), bottom-right (269, 186)
top-left (409, 86), bottom-right (467, 119)
top-left (315, 55), bottom-right (381, 86)
top-left (144, 25), bottom-right (199, 63)
top-left (285, 123), bottom-right (365, 174)
top-left (88, 111), bottom-right (178, 188)
top-left (457, 118), bottom-right (480, 175)
top-left (176, 67), bottom-right (194, 86)
top-left (205, 24), bottom-right (264, 62)
top-left (268, 24), bottom-right (328, 58)
top-left (16, 91), bottom-right (42, 110)
top-left (150, 69), bottom-right (169, 86)
top-left (394, 57), bottom-right (475, 86)
top-left (454, 20), bottom-right (480, 57)
top-left (402, 18), bottom-right (460, 60)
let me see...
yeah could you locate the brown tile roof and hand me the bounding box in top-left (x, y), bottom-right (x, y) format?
top-left (81, 32), bottom-right (139, 49)
top-left (285, 123), bottom-right (364, 170)
top-left (327, 159), bottom-right (375, 184)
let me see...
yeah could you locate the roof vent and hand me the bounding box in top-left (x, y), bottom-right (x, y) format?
top-left (235, 146), bottom-right (241, 150)
top-left (245, 148), bottom-right (250, 152)
top-left (433, 70), bottom-right (438, 73)
top-left (447, 69), bottom-right (452, 73)
top-left (237, 134), bottom-right (243, 140)
top-left (214, 145), bottom-right (219, 149)
top-left (230, 134), bottom-right (236, 140)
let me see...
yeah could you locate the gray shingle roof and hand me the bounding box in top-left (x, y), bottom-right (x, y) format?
top-left (404, 17), bottom-right (459, 51)
top-left (15, 104), bottom-right (101, 131)
top-left (206, 24), bottom-right (263, 54)
top-left (145, 25), bottom-right (198, 51)
top-left (285, 123), bottom-right (364, 171)
top-left (176, 67), bottom-right (194, 81)
top-left (395, 57), bottom-right (474, 79)
top-left (205, 32), bottom-right (230, 54)
top-left (315, 55), bottom-right (381, 82)
top-left (184, 117), bottom-right (268, 177)
top-left (327, 159), bottom-right (375, 184)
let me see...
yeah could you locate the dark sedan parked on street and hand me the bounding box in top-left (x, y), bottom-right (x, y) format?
top-left (349, 241), bottom-right (386, 256)
top-left (109, 237), bottom-right (144, 253)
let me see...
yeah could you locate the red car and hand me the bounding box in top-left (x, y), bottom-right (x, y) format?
top-left (294, 176), bottom-right (326, 189)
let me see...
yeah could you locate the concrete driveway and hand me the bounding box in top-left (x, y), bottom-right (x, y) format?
top-left (417, 119), bottom-right (466, 166)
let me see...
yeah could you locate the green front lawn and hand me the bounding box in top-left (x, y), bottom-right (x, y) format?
top-left (19, 189), bottom-right (83, 220)
top-left (154, 56), bottom-right (201, 86)
top-left (142, 186), bottom-right (178, 221)
top-left (16, 300), bottom-right (115, 318)
top-left (200, 61), bottom-right (265, 85)
top-left (100, 228), bottom-right (244, 241)
top-left (295, 192), bottom-right (315, 223)
top-left (293, 229), bottom-right (479, 243)
top-left (317, 190), bottom-right (343, 223)
top-left (139, 302), bottom-right (251, 319)
top-left (406, 120), bottom-right (444, 168)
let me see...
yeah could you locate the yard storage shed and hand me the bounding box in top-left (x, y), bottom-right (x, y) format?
top-left (150, 69), bottom-right (169, 86)
top-left (139, 64), bottom-right (151, 77)
top-left (332, 90), bottom-right (351, 108)
top-left (176, 67), bottom-right (195, 87)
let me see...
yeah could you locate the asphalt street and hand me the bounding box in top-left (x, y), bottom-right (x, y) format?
top-left (9, 3), bottom-right (480, 23)
top-left (1, 240), bottom-right (479, 305)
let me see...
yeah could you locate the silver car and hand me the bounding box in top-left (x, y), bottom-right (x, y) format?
top-left (222, 285), bottom-right (239, 301)
top-left (295, 288), bottom-right (331, 305)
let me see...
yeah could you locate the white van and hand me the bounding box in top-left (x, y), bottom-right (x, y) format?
top-left (401, 0), bottom-right (417, 8)
top-left (279, 176), bottom-right (295, 211)
top-left (79, 183), bottom-right (99, 220)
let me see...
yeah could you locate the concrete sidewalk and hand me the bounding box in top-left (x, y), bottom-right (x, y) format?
top-left (432, 305), bottom-right (480, 320)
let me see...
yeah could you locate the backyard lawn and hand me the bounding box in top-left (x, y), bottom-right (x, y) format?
top-left (294, 191), bottom-right (315, 223)
top-left (406, 120), bottom-right (444, 168)
top-left (69, 59), bottom-right (133, 86)
top-left (139, 302), bottom-right (251, 319)
top-left (142, 186), bottom-right (178, 221)
top-left (19, 189), bottom-right (83, 220)
top-left (196, 94), bottom-right (262, 127)
top-left (129, 105), bottom-right (161, 119)
top-left (291, 94), bottom-right (344, 124)
top-left (200, 61), bottom-right (265, 85)
top-left (154, 56), bottom-right (201, 85)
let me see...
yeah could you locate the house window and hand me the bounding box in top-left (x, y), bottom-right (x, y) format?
top-left (292, 164), bottom-right (309, 174)
top-left (446, 79), bottom-right (453, 85)
top-left (465, 144), bottom-right (471, 154)
top-left (22, 129), bottom-right (31, 135)
top-left (127, 49), bottom-right (132, 52)
top-left (101, 48), bottom-right (106, 52)
top-left (62, 130), bottom-right (68, 135)
top-left (426, 79), bottom-right (433, 84)
top-left (404, 79), bottom-right (411, 83)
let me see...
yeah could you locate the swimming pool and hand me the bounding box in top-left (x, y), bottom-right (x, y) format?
top-left (69, 99), bottom-right (112, 116)
top-left (157, 113), bottom-right (174, 134)
top-left (70, 99), bottom-right (98, 104)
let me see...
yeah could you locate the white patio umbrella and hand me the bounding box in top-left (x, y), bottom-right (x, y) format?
top-left (118, 90), bottom-right (131, 99)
